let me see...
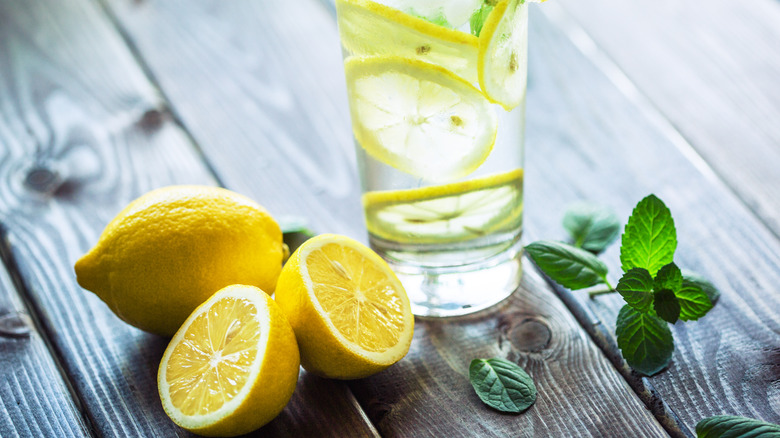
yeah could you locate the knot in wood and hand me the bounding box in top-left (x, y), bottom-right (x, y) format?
top-left (507, 318), bottom-right (551, 353)
top-left (137, 108), bottom-right (165, 131)
top-left (0, 312), bottom-right (32, 338)
top-left (24, 165), bottom-right (62, 195)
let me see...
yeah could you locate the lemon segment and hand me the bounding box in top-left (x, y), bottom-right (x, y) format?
top-left (336, 0), bottom-right (479, 82)
top-left (478, 0), bottom-right (529, 111)
top-left (362, 168), bottom-right (523, 244)
top-left (274, 234), bottom-right (414, 379)
top-left (345, 56), bottom-right (497, 182)
top-left (158, 285), bottom-right (299, 437)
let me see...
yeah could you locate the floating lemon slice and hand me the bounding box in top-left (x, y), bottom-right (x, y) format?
top-left (478, 0), bottom-right (529, 111)
top-left (362, 168), bottom-right (524, 244)
top-left (275, 234), bottom-right (414, 379)
top-left (336, 0), bottom-right (479, 82)
top-left (345, 56), bottom-right (497, 181)
top-left (158, 285), bottom-right (299, 437)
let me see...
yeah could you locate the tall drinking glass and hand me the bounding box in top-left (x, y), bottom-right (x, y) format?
top-left (336, 0), bottom-right (528, 317)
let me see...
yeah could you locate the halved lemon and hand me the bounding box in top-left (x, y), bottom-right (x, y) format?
top-left (158, 285), bottom-right (299, 437)
top-left (336, 0), bottom-right (479, 82)
top-left (478, 0), bottom-right (529, 111)
top-left (363, 168), bottom-right (523, 244)
top-left (345, 56), bottom-right (497, 182)
top-left (274, 234), bottom-right (414, 380)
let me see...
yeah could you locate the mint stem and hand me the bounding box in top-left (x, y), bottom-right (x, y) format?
top-left (589, 288), bottom-right (617, 298)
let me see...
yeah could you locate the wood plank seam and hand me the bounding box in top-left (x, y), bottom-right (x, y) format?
top-left (0, 225), bottom-right (97, 438)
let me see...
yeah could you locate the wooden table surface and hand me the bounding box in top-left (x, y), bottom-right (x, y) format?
top-left (1, 0), bottom-right (778, 436)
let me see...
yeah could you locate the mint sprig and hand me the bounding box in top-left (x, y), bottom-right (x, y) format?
top-left (695, 415), bottom-right (780, 437)
top-left (469, 358), bottom-right (537, 413)
top-left (526, 195), bottom-right (718, 375)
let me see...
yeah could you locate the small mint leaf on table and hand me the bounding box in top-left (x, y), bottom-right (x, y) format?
top-left (695, 415), bottom-right (780, 437)
top-left (620, 194), bottom-right (677, 276)
top-left (654, 262), bottom-right (683, 293)
top-left (526, 240), bottom-right (609, 290)
top-left (676, 280), bottom-right (714, 321)
top-left (616, 268), bottom-right (655, 313)
top-left (469, 358), bottom-right (537, 413)
top-left (616, 305), bottom-right (674, 376)
top-left (682, 270), bottom-right (721, 306)
top-left (562, 202), bottom-right (621, 254)
top-left (653, 289), bottom-right (681, 323)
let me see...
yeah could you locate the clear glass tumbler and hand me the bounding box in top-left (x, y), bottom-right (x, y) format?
top-left (336, 0), bottom-right (528, 317)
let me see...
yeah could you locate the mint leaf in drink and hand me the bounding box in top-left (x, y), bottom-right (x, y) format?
top-left (616, 305), bottom-right (674, 376)
top-left (526, 240), bottom-right (609, 290)
top-left (562, 202), bottom-right (621, 254)
top-left (682, 270), bottom-right (721, 306)
top-left (653, 289), bottom-right (681, 323)
top-left (654, 262), bottom-right (683, 293)
top-left (469, 358), bottom-right (537, 413)
top-left (695, 415), bottom-right (780, 437)
top-left (676, 280), bottom-right (714, 321)
top-left (620, 195), bottom-right (677, 276)
top-left (469, 2), bottom-right (495, 36)
top-left (616, 268), bottom-right (654, 313)
top-left (408, 8), bottom-right (452, 28)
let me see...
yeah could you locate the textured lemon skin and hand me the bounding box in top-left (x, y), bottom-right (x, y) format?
top-left (74, 186), bottom-right (283, 337)
top-left (158, 285), bottom-right (300, 437)
top-left (274, 234), bottom-right (413, 380)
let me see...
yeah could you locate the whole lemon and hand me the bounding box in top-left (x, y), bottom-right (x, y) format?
top-left (74, 185), bottom-right (283, 337)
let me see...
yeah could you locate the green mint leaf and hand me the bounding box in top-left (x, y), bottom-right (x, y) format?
top-left (616, 268), bottom-right (655, 313)
top-left (676, 280), bottom-right (714, 321)
top-left (526, 240), bottom-right (609, 290)
top-left (654, 262), bottom-right (683, 293)
top-left (469, 3), bottom-right (494, 36)
top-left (682, 270), bottom-right (721, 306)
top-left (620, 194), bottom-right (677, 276)
top-left (562, 202), bottom-right (621, 254)
top-left (616, 305), bottom-right (674, 376)
top-left (696, 415), bottom-right (780, 437)
top-left (653, 289), bottom-right (681, 323)
top-left (469, 358), bottom-right (537, 413)
top-left (408, 8), bottom-right (452, 28)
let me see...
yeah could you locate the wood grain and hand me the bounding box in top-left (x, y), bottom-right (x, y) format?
top-left (101, 0), bottom-right (677, 436)
top-left (0, 0), bottom-right (375, 436)
top-left (556, 0), bottom-right (780, 238)
top-left (523, 4), bottom-right (780, 434)
top-left (0, 251), bottom-right (90, 437)
top-left (101, 0), bottom-right (365, 240)
top-left (349, 263), bottom-right (669, 437)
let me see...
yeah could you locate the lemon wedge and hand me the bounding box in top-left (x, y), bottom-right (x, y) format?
top-left (336, 0), bottom-right (479, 82)
top-left (345, 56), bottom-right (497, 182)
top-left (158, 285), bottom-right (299, 437)
top-left (274, 234), bottom-right (414, 380)
top-left (478, 0), bottom-right (529, 111)
top-left (362, 168), bottom-right (523, 244)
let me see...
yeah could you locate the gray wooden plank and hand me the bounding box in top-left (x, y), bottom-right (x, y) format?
top-left (556, 0), bottom-right (780, 239)
top-left (523, 4), bottom-right (780, 434)
top-left (0, 0), bottom-right (376, 436)
top-left (100, 0), bottom-right (675, 436)
top-left (0, 251), bottom-right (90, 438)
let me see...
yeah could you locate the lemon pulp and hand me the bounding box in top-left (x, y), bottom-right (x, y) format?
top-left (166, 297), bottom-right (260, 416)
top-left (305, 242), bottom-right (407, 352)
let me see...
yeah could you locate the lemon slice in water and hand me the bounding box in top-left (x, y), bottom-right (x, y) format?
top-left (345, 56), bottom-right (497, 181)
top-left (336, 0), bottom-right (479, 82)
top-left (478, 0), bottom-right (529, 111)
top-left (362, 168), bottom-right (524, 244)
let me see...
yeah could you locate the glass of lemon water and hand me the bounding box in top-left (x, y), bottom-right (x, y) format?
top-left (336, 0), bottom-right (530, 317)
